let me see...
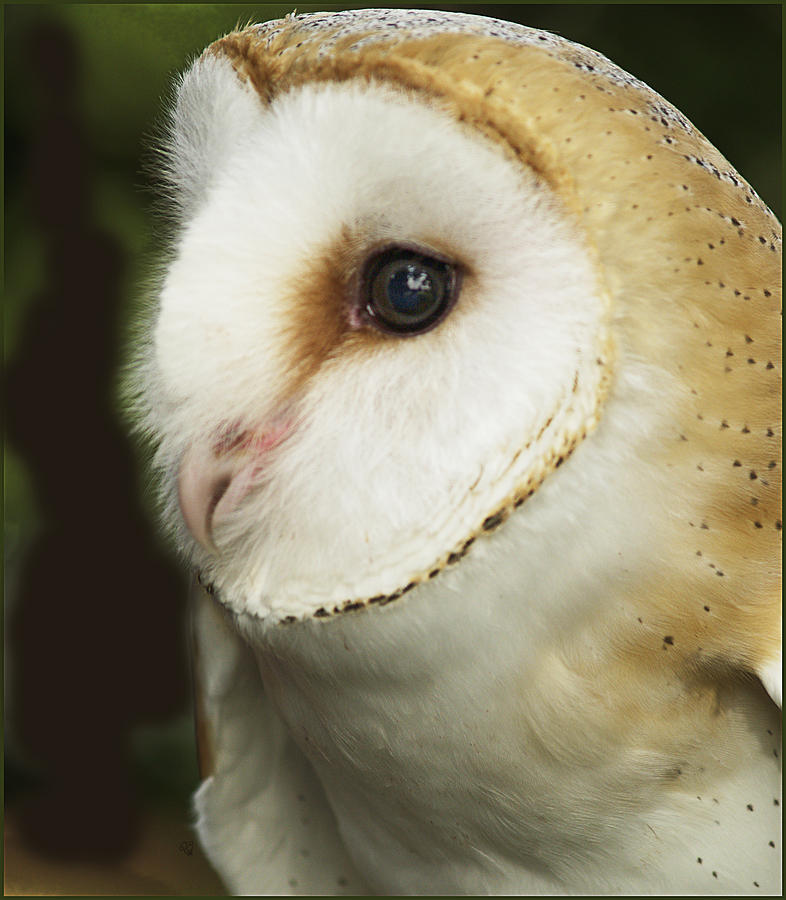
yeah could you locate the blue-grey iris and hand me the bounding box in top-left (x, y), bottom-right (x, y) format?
top-left (363, 246), bottom-right (459, 335)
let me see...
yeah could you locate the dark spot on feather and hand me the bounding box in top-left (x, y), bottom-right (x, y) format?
top-left (482, 512), bottom-right (505, 531)
top-left (314, 607), bottom-right (329, 618)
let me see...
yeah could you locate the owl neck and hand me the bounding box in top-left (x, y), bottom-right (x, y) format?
top-left (235, 537), bottom-right (780, 893)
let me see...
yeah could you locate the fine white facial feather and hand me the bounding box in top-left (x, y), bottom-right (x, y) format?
top-left (143, 65), bottom-right (611, 620)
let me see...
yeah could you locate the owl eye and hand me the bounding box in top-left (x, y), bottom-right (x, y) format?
top-left (361, 245), bottom-right (460, 335)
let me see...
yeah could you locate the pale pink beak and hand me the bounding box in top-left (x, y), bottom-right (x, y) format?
top-left (178, 419), bottom-right (292, 551)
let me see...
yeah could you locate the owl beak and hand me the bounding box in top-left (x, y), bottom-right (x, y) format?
top-left (178, 420), bottom-right (292, 552)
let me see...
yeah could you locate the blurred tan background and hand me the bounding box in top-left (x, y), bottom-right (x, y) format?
top-left (4, 3), bottom-right (781, 895)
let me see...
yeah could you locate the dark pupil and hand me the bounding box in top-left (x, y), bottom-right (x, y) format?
top-left (368, 251), bottom-right (452, 334)
top-left (387, 264), bottom-right (438, 315)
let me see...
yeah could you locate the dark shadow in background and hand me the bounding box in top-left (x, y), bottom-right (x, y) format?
top-left (5, 22), bottom-right (188, 859)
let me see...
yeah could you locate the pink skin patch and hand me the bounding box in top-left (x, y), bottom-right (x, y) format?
top-left (178, 418), bottom-right (293, 551)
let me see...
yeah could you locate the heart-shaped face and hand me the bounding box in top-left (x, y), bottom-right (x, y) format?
top-left (140, 69), bottom-right (611, 622)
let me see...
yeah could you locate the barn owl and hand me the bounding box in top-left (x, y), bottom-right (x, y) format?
top-left (128, 8), bottom-right (782, 895)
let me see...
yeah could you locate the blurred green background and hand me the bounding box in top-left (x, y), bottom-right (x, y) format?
top-left (4, 1), bottom-right (781, 889)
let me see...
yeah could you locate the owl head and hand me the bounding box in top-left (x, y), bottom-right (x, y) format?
top-left (131, 9), bottom-right (780, 692)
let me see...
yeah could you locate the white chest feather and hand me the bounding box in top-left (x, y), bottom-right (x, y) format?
top-left (228, 428), bottom-right (780, 894)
